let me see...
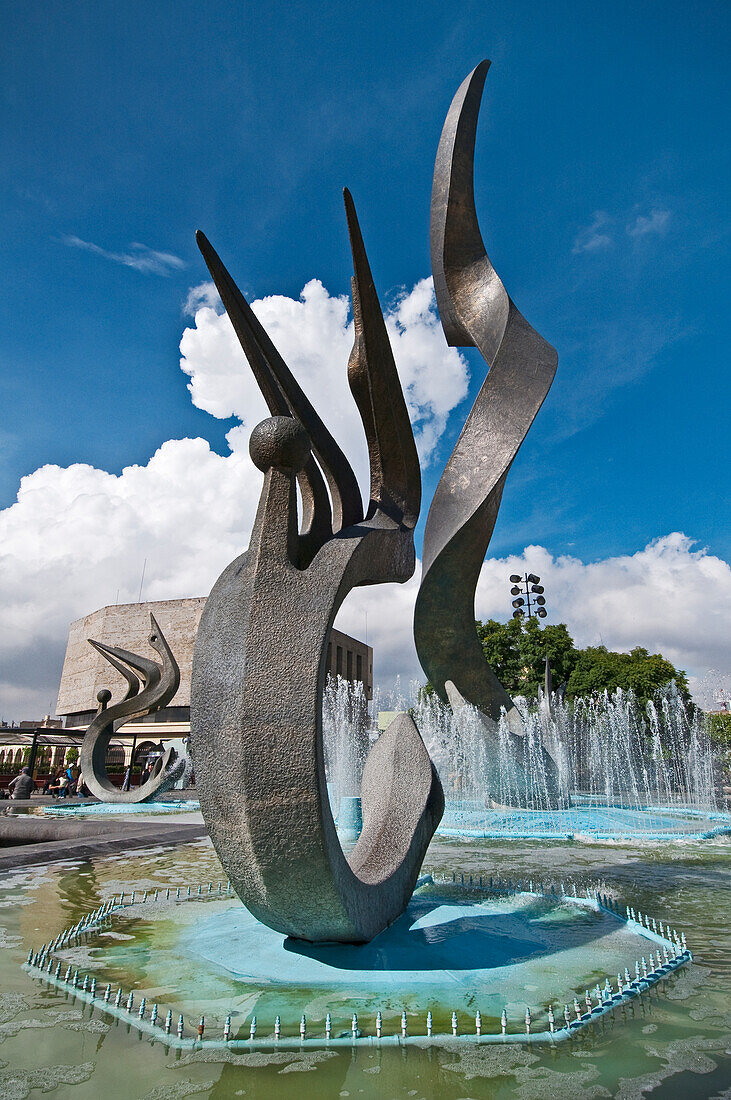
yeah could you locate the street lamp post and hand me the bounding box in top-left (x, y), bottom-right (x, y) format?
top-left (509, 573), bottom-right (547, 620)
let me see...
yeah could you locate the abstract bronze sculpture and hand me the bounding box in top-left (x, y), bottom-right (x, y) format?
top-left (189, 59), bottom-right (560, 942)
top-left (414, 60), bottom-right (562, 807)
top-left (190, 195), bottom-right (443, 943)
top-left (80, 615), bottom-right (188, 804)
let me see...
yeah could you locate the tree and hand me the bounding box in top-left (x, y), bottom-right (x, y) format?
top-left (707, 711), bottom-right (731, 748)
top-left (518, 618), bottom-right (579, 696)
top-left (475, 617), bottom-right (525, 694)
top-left (463, 619), bottom-right (687, 706)
top-left (474, 616), bottom-right (578, 697)
top-left (565, 646), bottom-right (689, 707)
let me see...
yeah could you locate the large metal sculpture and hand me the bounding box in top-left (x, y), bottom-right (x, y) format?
top-left (80, 615), bottom-right (188, 804)
top-left (190, 59), bottom-right (561, 942)
top-left (189, 194), bottom-right (443, 943)
top-left (414, 60), bottom-right (562, 807)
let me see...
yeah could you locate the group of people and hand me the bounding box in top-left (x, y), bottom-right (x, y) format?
top-left (3, 746), bottom-right (169, 800)
top-left (2, 762), bottom-right (89, 800)
top-left (44, 763), bottom-right (87, 798)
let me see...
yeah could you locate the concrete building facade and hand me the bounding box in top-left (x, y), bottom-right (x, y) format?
top-left (57, 598), bottom-right (206, 727)
top-left (56, 597), bottom-right (374, 730)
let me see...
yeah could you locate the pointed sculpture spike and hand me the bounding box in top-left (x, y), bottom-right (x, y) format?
top-left (87, 638), bottom-right (160, 689)
top-left (87, 638), bottom-right (140, 702)
top-left (196, 230), bottom-right (362, 536)
top-left (414, 60), bottom-right (558, 729)
top-left (430, 60), bottom-right (498, 351)
top-left (343, 188), bottom-right (420, 529)
top-left (544, 656), bottom-right (553, 698)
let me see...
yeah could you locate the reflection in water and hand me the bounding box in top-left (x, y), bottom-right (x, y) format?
top-left (284, 894), bottom-right (601, 973)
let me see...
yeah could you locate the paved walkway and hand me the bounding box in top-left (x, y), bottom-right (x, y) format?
top-left (0, 793), bottom-right (206, 869)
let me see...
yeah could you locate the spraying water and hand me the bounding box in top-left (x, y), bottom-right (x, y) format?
top-left (324, 678), bottom-right (729, 839)
top-left (322, 675), bottom-right (370, 831)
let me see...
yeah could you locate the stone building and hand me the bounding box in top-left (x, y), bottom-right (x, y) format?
top-left (57, 598), bottom-right (206, 729)
top-left (56, 597), bottom-right (373, 741)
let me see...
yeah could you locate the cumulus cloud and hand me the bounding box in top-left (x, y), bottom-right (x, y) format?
top-left (0, 438), bottom-right (729, 720)
top-left (179, 276), bottom-right (469, 478)
top-left (0, 439), bottom-right (261, 720)
top-left (338, 534), bottom-right (731, 704)
top-left (0, 273), bottom-right (469, 720)
top-left (475, 534), bottom-right (731, 685)
top-left (0, 260), bottom-right (728, 719)
top-left (627, 209), bottom-right (671, 238)
top-left (61, 236), bottom-right (185, 276)
top-left (572, 212), bottom-right (613, 254)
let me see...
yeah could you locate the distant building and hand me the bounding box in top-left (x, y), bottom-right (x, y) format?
top-left (56, 598), bottom-right (374, 733)
top-left (57, 598), bottom-right (206, 729)
top-left (0, 600), bottom-right (374, 783)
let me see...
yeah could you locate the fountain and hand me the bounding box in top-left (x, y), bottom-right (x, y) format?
top-left (13, 60), bottom-right (707, 1071)
top-left (360, 681), bottom-right (730, 840)
top-left (79, 613), bottom-right (191, 804)
top-left (322, 675), bottom-right (371, 843)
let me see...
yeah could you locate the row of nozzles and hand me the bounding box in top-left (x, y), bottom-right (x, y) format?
top-left (438, 872), bottom-right (687, 948)
top-left (22, 876), bottom-right (692, 1046)
top-left (29, 880), bottom-right (233, 958)
top-left (25, 944), bottom-right (691, 1043)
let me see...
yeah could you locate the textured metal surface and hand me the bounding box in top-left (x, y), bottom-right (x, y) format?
top-left (80, 615), bottom-right (187, 804)
top-left (414, 61), bottom-right (558, 738)
top-left (190, 192), bottom-right (442, 943)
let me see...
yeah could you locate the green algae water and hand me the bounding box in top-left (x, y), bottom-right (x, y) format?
top-left (1, 834), bottom-right (729, 1099)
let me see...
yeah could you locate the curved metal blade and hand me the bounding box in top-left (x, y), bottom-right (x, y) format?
top-left (196, 230), bottom-right (362, 538)
top-left (88, 638), bottom-right (159, 692)
top-left (87, 638), bottom-right (140, 702)
top-left (344, 188), bottom-right (420, 530)
top-left (415, 60), bottom-right (558, 723)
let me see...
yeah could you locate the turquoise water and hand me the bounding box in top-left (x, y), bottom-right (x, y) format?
top-left (42, 800), bottom-right (200, 817)
top-left (37, 797), bottom-right (731, 840)
top-left (0, 833), bottom-right (729, 1097)
top-left (439, 802), bottom-right (731, 840)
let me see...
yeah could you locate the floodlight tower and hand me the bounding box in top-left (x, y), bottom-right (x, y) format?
top-left (509, 572), bottom-right (547, 621)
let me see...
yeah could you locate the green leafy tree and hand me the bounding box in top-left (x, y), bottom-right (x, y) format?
top-left (707, 711), bottom-right (731, 747)
top-left (441, 619), bottom-right (687, 706)
top-left (474, 616), bottom-right (578, 696)
top-left (565, 646), bottom-right (688, 707)
top-left (475, 617), bottom-right (525, 695)
top-left (519, 618), bottom-right (579, 696)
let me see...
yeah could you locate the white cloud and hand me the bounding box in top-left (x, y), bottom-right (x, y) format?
top-left (0, 418), bottom-right (729, 722)
top-left (573, 207), bottom-right (672, 256)
top-left (338, 534), bottom-right (731, 706)
top-left (0, 258), bottom-right (728, 720)
top-left (61, 236), bottom-right (185, 276)
top-left (0, 274), bottom-right (469, 720)
top-left (0, 439), bottom-right (261, 721)
top-left (475, 534), bottom-right (731, 694)
top-left (627, 209), bottom-right (671, 238)
top-left (572, 212), bottom-right (613, 254)
top-left (179, 276), bottom-right (469, 477)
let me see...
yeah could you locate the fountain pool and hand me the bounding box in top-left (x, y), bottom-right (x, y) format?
top-left (2, 832), bottom-right (729, 1098)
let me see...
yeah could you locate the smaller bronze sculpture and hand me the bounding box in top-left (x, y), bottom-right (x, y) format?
top-left (80, 614), bottom-right (188, 804)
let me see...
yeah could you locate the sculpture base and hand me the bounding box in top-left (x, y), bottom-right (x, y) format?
top-left (185, 888), bottom-right (636, 1003)
top-left (42, 878), bottom-right (684, 1042)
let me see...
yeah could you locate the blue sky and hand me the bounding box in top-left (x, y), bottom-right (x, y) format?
top-left (0, 0), bottom-right (729, 717)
